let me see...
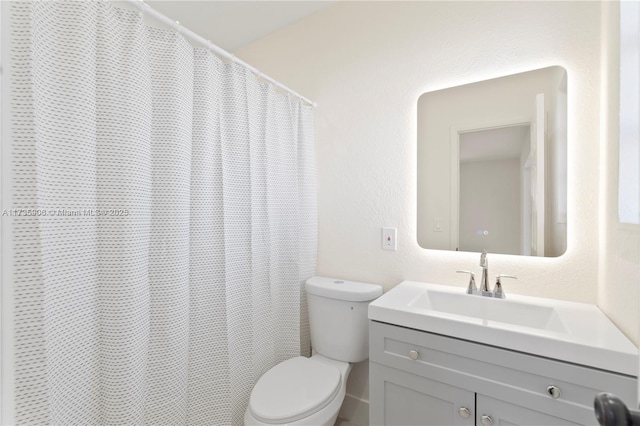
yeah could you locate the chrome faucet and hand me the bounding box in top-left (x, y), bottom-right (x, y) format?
top-left (479, 251), bottom-right (491, 296)
top-left (456, 270), bottom-right (478, 295)
top-left (456, 250), bottom-right (518, 299)
top-left (493, 274), bottom-right (518, 298)
top-left (460, 251), bottom-right (517, 298)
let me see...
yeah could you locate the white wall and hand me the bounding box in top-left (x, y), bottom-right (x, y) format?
top-left (598, 1), bottom-right (640, 361)
top-left (236, 0), bottom-right (638, 415)
top-left (459, 159), bottom-right (521, 255)
top-left (237, 0), bottom-right (602, 302)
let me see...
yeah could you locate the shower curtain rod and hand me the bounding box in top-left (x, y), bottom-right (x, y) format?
top-left (126, 0), bottom-right (317, 107)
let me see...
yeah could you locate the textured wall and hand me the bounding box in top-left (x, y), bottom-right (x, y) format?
top-left (237, 0), bottom-right (601, 302)
top-left (598, 2), bottom-right (639, 352)
top-left (236, 0), bottom-right (637, 408)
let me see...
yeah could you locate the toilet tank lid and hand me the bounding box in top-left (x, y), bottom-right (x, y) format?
top-left (305, 276), bottom-right (383, 302)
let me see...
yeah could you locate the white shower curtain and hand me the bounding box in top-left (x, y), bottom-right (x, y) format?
top-left (9, 1), bottom-right (316, 424)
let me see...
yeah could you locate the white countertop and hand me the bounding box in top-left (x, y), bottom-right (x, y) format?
top-left (368, 281), bottom-right (638, 376)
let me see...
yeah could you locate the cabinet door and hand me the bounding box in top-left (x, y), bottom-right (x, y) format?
top-left (476, 394), bottom-right (584, 426)
top-left (370, 363), bottom-right (475, 426)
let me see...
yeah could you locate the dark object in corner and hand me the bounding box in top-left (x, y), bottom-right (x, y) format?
top-left (595, 392), bottom-right (640, 426)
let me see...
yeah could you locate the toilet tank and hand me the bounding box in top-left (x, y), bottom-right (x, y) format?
top-left (305, 277), bottom-right (383, 363)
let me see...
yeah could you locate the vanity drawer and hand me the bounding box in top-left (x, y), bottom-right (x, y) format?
top-left (370, 320), bottom-right (637, 424)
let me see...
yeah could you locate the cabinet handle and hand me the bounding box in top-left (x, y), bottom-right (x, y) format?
top-left (480, 414), bottom-right (493, 426)
top-left (408, 349), bottom-right (419, 360)
top-left (458, 407), bottom-right (471, 419)
top-left (547, 385), bottom-right (561, 399)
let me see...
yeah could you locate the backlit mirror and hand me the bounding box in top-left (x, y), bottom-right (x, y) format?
top-left (417, 66), bottom-right (567, 256)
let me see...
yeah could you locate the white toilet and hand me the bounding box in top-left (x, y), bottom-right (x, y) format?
top-left (244, 276), bottom-right (383, 426)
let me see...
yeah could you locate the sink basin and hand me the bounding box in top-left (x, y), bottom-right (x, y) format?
top-left (408, 288), bottom-right (568, 333)
top-left (369, 281), bottom-right (638, 376)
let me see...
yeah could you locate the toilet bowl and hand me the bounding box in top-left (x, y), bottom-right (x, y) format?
top-left (244, 355), bottom-right (351, 426)
top-left (244, 277), bottom-right (382, 426)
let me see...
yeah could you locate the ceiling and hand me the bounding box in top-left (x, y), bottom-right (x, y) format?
top-left (459, 125), bottom-right (530, 163)
top-left (146, 1), bottom-right (335, 52)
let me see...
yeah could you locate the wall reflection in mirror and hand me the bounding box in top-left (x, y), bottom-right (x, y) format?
top-left (417, 66), bottom-right (567, 257)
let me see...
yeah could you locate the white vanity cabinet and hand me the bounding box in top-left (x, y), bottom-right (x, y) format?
top-left (369, 321), bottom-right (637, 426)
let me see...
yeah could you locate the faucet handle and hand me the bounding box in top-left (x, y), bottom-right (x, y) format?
top-left (493, 274), bottom-right (517, 299)
top-left (480, 251), bottom-right (488, 267)
top-left (457, 270), bottom-right (478, 295)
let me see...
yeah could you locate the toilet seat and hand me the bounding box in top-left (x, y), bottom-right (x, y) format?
top-left (249, 356), bottom-right (341, 424)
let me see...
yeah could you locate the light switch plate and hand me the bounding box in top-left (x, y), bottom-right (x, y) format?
top-left (382, 227), bottom-right (397, 251)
